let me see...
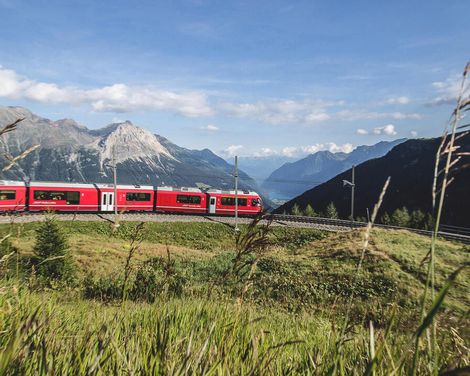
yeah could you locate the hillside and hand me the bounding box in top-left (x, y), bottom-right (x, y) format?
top-left (262, 139), bottom-right (406, 199)
top-left (0, 106), bottom-right (258, 192)
top-left (1, 220), bottom-right (469, 373)
top-left (275, 134), bottom-right (470, 227)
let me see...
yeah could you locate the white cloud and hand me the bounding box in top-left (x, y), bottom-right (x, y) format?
top-left (200, 124), bottom-right (219, 132)
top-left (278, 143), bottom-right (354, 157)
top-left (218, 99), bottom-right (340, 125)
top-left (253, 147), bottom-right (277, 157)
top-left (223, 144), bottom-right (244, 157)
top-left (373, 124), bottom-right (397, 136)
top-left (337, 110), bottom-right (422, 121)
top-left (383, 96), bottom-right (410, 105)
top-left (428, 75), bottom-right (470, 106)
top-left (356, 128), bottom-right (369, 135)
top-left (0, 67), bottom-right (213, 117)
top-left (410, 130), bottom-right (418, 137)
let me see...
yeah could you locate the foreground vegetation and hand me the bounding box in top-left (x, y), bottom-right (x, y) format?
top-left (0, 219), bottom-right (469, 374)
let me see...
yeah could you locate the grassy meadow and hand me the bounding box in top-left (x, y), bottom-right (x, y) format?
top-left (0, 220), bottom-right (469, 374)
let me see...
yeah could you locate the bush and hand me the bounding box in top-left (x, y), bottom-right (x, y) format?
top-left (0, 236), bottom-right (19, 277)
top-left (32, 217), bottom-right (74, 283)
top-left (83, 273), bottom-right (123, 302)
top-left (83, 255), bottom-right (187, 303)
top-left (130, 257), bottom-right (186, 302)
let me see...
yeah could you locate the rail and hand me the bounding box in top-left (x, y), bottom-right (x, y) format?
top-left (267, 214), bottom-right (470, 244)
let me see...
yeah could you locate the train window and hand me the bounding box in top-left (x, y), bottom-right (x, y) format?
top-left (251, 198), bottom-right (260, 206)
top-left (66, 191), bottom-right (80, 205)
top-left (0, 190), bottom-right (16, 200)
top-left (221, 197), bottom-right (247, 206)
top-left (33, 190), bottom-right (80, 204)
top-left (126, 192), bottom-right (151, 201)
top-left (176, 195), bottom-right (201, 204)
top-left (221, 197), bottom-right (234, 206)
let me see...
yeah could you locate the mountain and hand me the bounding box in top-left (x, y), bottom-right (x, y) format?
top-left (234, 156), bottom-right (297, 184)
top-left (263, 139), bottom-right (406, 200)
top-left (275, 134), bottom-right (470, 227)
top-left (0, 106), bottom-right (259, 193)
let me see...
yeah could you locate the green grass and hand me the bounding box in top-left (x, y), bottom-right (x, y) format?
top-left (1, 287), bottom-right (467, 375)
top-left (0, 220), bottom-right (469, 374)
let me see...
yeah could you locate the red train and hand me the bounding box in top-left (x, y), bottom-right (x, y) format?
top-left (0, 180), bottom-right (263, 216)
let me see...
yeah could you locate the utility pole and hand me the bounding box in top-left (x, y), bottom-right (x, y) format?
top-left (342, 164), bottom-right (356, 221)
top-left (234, 155), bottom-right (239, 232)
top-left (112, 145), bottom-right (118, 218)
top-left (351, 165), bottom-right (355, 221)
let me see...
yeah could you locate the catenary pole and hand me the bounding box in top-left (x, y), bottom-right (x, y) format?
top-left (234, 155), bottom-right (239, 231)
top-left (113, 145), bottom-right (118, 218)
top-left (351, 165), bottom-right (355, 221)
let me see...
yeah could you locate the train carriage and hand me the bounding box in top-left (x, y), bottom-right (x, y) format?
top-left (29, 182), bottom-right (98, 212)
top-left (206, 189), bottom-right (262, 216)
top-left (0, 179), bottom-right (263, 216)
top-left (96, 184), bottom-right (154, 212)
top-left (155, 186), bottom-right (207, 213)
top-left (0, 180), bottom-right (27, 212)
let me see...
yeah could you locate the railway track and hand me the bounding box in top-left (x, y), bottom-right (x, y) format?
top-left (1, 211), bottom-right (469, 244)
top-left (268, 214), bottom-right (470, 244)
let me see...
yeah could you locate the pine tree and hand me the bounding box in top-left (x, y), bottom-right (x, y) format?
top-left (325, 202), bottom-right (338, 219)
top-left (380, 212), bottom-right (391, 225)
top-left (291, 203), bottom-right (302, 216)
top-left (33, 217), bottom-right (74, 281)
top-left (304, 204), bottom-right (316, 217)
top-left (390, 207), bottom-right (411, 227)
top-left (410, 209), bottom-right (426, 229)
top-left (424, 213), bottom-right (435, 231)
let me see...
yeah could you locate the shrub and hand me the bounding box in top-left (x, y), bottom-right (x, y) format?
top-left (83, 273), bottom-right (123, 302)
top-left (32, 217), bottom-right (74, 283)
top-left (0, 236), bottom-right (19, 277)
top-left (130, 256), bottom-right (186, 302)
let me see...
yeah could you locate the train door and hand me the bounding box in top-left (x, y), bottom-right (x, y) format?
top-left (101, 192), bottom-right (114, 212)
top-left (208, 196), bottom-right (216, 214)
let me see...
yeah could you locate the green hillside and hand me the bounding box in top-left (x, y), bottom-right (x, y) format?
top-left (0, 220), bottom-right (469, 374)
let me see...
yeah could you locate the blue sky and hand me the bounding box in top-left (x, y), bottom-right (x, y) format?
top-left (0, 0), bottom-right (468, 158)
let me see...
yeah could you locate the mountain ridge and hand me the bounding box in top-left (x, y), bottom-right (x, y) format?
top-left (274, 134), bottom-right (470, 227)
top-left (263, 139), bottom-right (406, 199)
top-left (0, 106), bottom-right (259, 195)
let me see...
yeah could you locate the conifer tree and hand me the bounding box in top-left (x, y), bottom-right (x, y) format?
top-left (304, 204), bottom-right (316, 217)
top-left (325, 202), bottom-right (338, 219)
top-left (33, 217), bottom-right (74, 281)
top-left (390, 207), bottom-right (411, 227)
top-left (291, 203), bottom-right (302, 216)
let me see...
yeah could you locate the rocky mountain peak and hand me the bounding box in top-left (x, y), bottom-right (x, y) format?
top-left (92, 120), bottom-right (175, 166)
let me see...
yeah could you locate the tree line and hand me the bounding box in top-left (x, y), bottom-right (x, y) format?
top-left (287, 203), bottom-right (434, 230)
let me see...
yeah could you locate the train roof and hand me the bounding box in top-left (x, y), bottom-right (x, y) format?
top-left (29, 181), bottom-right (153, 190)
top-left (206, 189), bottom-right (260, 196)
top-left (95, 183), bottom-right (154, 190)
top-left (157, 186), bottom-right (203, 193)
top-left (0, 180), bottom-right (26, 187)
